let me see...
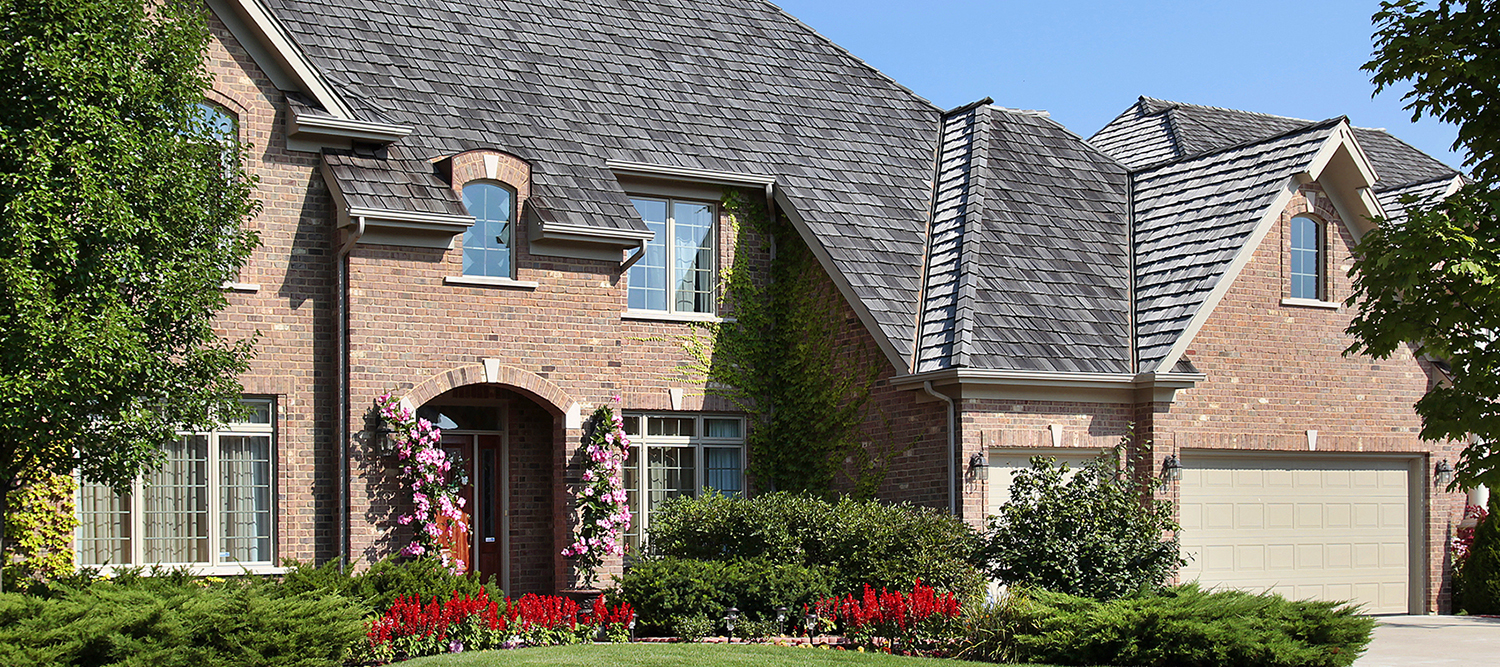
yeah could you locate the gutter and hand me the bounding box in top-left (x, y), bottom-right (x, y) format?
top-left (921, 381), bottom-right (958, 516)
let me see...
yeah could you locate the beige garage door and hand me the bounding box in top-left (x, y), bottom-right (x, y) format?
top-left (1179, 453), bottom-right (1415, 614)
top-left (987, 448), bottom-right (1106, 518)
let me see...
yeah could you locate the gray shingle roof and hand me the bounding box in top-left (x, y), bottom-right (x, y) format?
top-left (323, 147), bottom-right (468, 216)
top-left (1091, 97), bottom-right (1460, 191)
top-left (916, 105), bottom-right (1132, 374)
top-left (1131, 119), bottom-right (1340, 371)
top-left (1376, 175), bottom-right (1460, 225)
top-left (265, 0), bottom-right (942, 364)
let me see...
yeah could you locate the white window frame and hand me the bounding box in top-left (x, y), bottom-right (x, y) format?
top-left (74, 398), bottom-right (282, 575)
top-left (621, 412), bottom-right (745, 551)
top-left (625, 196), bottom-right (719, 316)
top-left (460, 181), bottom-right (518, 280)
top-left (1289, 213), bottom-right (1325, 301)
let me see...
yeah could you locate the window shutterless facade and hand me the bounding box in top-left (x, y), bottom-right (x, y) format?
top-left (620, 413), bottom-right (744, 551)
top-left (626, 197), bottom-right (716, 314)
top-left (461, 182), bottom-right (516, 279)
top-left (75, 398), bottom-right (276, 571)
top-left (1290, 214), bottom-right (1323, 300)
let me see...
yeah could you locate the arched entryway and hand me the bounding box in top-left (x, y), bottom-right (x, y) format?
top-left (415, 382), bottom-right (564, 596)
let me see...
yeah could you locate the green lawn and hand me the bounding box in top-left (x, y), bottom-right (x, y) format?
top-left (403, 643), bottom-right (1057, 666)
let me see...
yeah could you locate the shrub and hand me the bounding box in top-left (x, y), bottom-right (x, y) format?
top-left (1457, 495), bottom-right (1500, 614)
top-left (0, 577), bottom-right (364, 667)
top-left (977, 451), bottom-right (1181, 600)
top-left (644, 492), bottom-right (983, 600)
top-left (958, 584), bottom-right (1375, 667)
top-left (608, 556), bottom-right (831, 635)
top-left (277, 555), bottom-right (497, 614)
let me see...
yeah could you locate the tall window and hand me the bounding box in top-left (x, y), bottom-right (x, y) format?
top-left (626, 197), bottom-right (716, 314)
top-left (191, 102), bottom-right (238, 179)
top-left (620, 413), bottom-right (744, 552)
top-left (461, 182), bottom-right (515, 278)
top-left (1290, 215), bottom-right (1323, 300)
top-left (76, 399), bottom-right (276, 569)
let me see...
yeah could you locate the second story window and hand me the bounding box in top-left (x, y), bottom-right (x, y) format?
top-left (461, 182), bottom-right (515, 278)
top-left (627, 197), bottom-right (716, 314)
top-left (1290, 214), bottom-right (1323, 300)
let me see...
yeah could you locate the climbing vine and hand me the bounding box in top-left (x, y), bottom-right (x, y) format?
top-left (563, 402), bottom-right (632, 586)
top-left (2, 472), bottom-right (76, 588)
top-left (681, 188), bottom-right (895, 498)
top-left (376, 394), bottom-right (469, 572)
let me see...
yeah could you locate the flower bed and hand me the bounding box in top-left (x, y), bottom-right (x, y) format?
top-left (808, 579), bottom-right (963, 656)
top-left (357, 590), bottom-right (635, 662)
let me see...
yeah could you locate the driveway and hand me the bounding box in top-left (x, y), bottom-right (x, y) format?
top-left (1355, 615), bottom-right (1500, 666)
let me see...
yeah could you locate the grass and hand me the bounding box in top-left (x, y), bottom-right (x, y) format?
top-left (402, 642), bottom-right (1061, 666)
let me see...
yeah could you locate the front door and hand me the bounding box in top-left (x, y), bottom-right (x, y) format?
top-left (440, 433), bottom-right (506, 587)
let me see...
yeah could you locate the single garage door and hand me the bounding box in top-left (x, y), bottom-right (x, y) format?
top-left (987, 448), bottom-right (1105, 518)
top-left (1179, 453), bottom-right (1415, 614)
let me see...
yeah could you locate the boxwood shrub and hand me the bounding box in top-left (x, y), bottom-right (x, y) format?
top-left (959, 584), bottom-right (1375, 667)
top-left (608, 556), bottom-right (832, 635)
top-left (642, 491), bottom-right (983, 600)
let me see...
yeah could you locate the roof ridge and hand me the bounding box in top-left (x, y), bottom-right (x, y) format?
top-left (985, 104), bottom-right (1049, 118)
top-left (757, 0), bottom-right (942, 115)
top-left (1132, 116), bottom-right (1345, 175)
top-left (1139, 96), bottom-right (1314, 125)
top-left (953, 105), bottom-right (993, 368)
top-left (1035, 111), bottom-right (1132, 172)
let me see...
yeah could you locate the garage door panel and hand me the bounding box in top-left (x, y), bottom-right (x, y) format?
top-left (1181, 453), bottom-right (1412, 615)
top-left (985, 448), bottom-right (1108, 518)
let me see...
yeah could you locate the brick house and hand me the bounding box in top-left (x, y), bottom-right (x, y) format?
top-left (69, 0), bottom-right (1472, 613)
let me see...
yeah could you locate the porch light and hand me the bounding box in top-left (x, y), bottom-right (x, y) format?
top-left (1160, 455), bottom-right (1183, 493)
top-left (371, 424), bottom-right (396, 456)
top-left (1436, 459), bottom-right (1455, 487)
top-left (969, 452), bottom-right (989, 481)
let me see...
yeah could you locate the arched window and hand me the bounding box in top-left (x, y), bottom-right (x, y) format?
top-left (1289, 214), bottom-right (1322, 300)
top-left (193, 102), bottom-right (238, 146)
top-left (461, 182), bottom-right (515, 278)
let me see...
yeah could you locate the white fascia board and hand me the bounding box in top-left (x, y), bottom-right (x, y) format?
top-left (606, 160), bottom-right (776, 187)
top-left (1443, 175), bottom-right (1466, 197)
top-left (1154, 177), bottom-right (1301, 373)
top-left (890, 368), bottom-right (1204, 403)
top-left (346, 206), bottom-right (475, 231)
top-left (774, 189), bottom-right (908, 372)
top-left (290, 108), bottom-right (412, 143)
top-left (534, 220), bottom-right (656, 246)
top-left (1307, 122), bottom-right (1379, 188)
top-left (227, 0), bottom-right (355, 119)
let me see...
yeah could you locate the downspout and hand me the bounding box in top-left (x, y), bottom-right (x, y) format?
top-left (337, 216), bottom-right (365, 572)
top-left (922, 381), bottom-right (957, 516)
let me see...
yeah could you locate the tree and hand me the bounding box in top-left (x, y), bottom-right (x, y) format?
top-left (0, 0), bottom-right (258, 579)
top-left (1350, 0), bottom-right (1500, 490)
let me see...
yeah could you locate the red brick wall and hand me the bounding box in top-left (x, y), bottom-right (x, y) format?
top-left (1148, 186), bottom-right (1468, 612)
top-left (205, 12), bottom-right (335, 566)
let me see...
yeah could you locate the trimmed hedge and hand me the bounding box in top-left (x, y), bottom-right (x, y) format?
top-left (643, 492), bottom-right (983, 600)
top-left (0, 578), bottom-right (364, 667)
top-left (959, 584), bottom-right (1375, 667)
top-left (609, 556), bottom-right (832, 635)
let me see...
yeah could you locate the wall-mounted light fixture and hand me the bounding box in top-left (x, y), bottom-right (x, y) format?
top-left (1435, 459), bottom-right (1455, 487)
top-left (1160, 455), bottom-right (1183, 493)
top-left (969, 452), bottom-right (989, 481)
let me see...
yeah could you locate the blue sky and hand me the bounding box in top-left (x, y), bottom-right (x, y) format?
top-left (773, 0), bottom-right (1467, 171)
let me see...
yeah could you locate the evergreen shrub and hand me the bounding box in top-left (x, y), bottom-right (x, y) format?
top-left (609, 556), bottom-right (831, 635)
top-left (1457, 495), bottom-right (1500, 614)
top-left (277, 555), bottom-right (498, 614)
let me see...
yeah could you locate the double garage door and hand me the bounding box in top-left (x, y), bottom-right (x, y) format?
top-left (989, 449), bottom-right (1418, 614)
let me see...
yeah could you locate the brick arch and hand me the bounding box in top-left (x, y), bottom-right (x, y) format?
top-left (401, 362), bottom-right (575, 417)
top-left (448, 149), bottom-right (532, 201)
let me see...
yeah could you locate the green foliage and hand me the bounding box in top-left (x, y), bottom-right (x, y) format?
top-left (668, 615), bottom-right (716, 642)
top-left (608, 556), bottom-right (831, 635)
top-left (642, 492), bottom-right (984, 601)
top-left (0, 0), bottom-right (259, 498)
top-left (977, 450), bottom-right (1182, 600)
top-left (1457, 494), bottom-right (1500, 613)
top-left (958, 584), bottom-right (1376, 667)
top-left (1355, 1), bottom-right (1500, 488)
top-left (0, 577), bottom-right (364, 667)
top-left (680, 189), bottom-right (892, 497)
top-left (277, 555), bottom-right (498, 614)
top-left (1, 473), bottom-right (75, 589)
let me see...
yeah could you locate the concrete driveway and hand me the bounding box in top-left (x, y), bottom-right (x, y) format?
top-left (1355, 615), bottom-right (1500, 666)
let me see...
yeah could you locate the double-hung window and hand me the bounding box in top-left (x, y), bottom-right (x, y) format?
top-left (626, 197), bottom-right (716, 314)
top-left (75, 398), bottom-right (277, 571)
top-left (462, 182), bottom-right (516, 279)
top-left (619, 413), bottom-right (744, 552)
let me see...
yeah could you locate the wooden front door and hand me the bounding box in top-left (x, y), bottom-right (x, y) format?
top-left (440, 433), bottom-right (506, 586)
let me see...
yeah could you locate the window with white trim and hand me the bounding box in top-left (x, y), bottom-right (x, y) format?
top-left (75, 398), bottom-right (276, 569)
top-left (620, 413), bottom-right (744, 551)
top-left (626, 197), bottom-right (716, 314)
top-left (1290, 214), bottom-right (1324, 300)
